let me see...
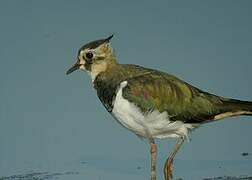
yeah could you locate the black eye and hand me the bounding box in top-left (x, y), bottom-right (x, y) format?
top-left (85, 52), bottom-right (93, 59)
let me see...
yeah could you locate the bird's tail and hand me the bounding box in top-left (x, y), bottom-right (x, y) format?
top-left (214, 98), bottom-right (252, 120)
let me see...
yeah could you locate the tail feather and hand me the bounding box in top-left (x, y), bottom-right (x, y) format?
top-left (223, 99), bottom-right (252, 113)
top-left (214, 98), bottom-right (252, 120)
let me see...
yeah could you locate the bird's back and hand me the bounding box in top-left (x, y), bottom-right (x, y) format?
top-left (94, 64), bottom-right (252, 124)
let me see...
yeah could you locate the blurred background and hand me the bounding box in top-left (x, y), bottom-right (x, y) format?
top-left (0, 0), bottom-right (252, 179)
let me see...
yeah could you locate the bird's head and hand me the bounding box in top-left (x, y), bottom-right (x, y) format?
top-left (66, 35), bottom-right (116, 80)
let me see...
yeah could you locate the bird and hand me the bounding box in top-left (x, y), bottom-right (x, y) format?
top-left (66, 35), bottom-right (252, 180)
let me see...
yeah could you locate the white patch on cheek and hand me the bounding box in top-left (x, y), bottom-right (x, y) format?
top-left (78, 56), bottom-right (86, 71)
top-left (79, 50), bottom-right (86, 57)
top-left (79, 65), bottom-right (85, 70)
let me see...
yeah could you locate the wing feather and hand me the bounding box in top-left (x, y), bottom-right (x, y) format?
top-left (122, 71), bottom-right (224, 123)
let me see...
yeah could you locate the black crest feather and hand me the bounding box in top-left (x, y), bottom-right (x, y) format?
top-left (78, 35), bottom-right (114, 54)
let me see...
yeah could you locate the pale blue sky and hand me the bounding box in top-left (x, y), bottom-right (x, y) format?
top-left (0, 1), bottom-right (252, 179)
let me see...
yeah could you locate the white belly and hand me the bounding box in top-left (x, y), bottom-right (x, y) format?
top-left (112, 81), bottom-right (195, 139)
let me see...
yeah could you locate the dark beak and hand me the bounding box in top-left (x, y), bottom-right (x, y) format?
top-left (66, 63), bottom-right (81, 75)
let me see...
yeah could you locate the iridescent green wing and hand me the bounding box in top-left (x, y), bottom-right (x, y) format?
top-left (122, 71), bottom-right (224, 123)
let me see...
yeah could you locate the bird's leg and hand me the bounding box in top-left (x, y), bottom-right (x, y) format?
top-left (149, 138), bottom-right (157, 180)
top-left (163, 137), bottom-right (185, 180)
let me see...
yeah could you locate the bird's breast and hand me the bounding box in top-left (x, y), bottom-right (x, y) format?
top-left (111, 81), bottom-right (194, 139)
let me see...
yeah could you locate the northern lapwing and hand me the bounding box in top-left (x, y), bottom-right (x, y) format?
top-left (66, 35), bottom-right (252, 180)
